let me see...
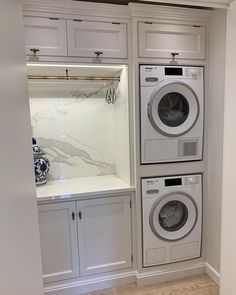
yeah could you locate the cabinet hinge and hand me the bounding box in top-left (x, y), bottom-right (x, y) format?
top-left (131, 254), bottom-right (133, 262)
top-left (130, 200), bottom-right (132, 208)
top-left (49, 17), bottom-right (59, 21)
top-left (112, 22), bottom-right (121, 25)
top-left (73, 19), bottom-right (83, 22)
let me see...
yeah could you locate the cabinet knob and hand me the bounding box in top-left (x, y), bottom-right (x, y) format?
top-left (30, 48), bottom-right (40, 56)
top-left (78, 211), bottom-right (82, 220)
top-left (72, 212), bottom-right (75, 221)
top-left (170, 52), bottom-right (179, 64)
top-left (171, 52), bottom-right (179, 57)
top-left (94, 51), bottom-right (103, 58)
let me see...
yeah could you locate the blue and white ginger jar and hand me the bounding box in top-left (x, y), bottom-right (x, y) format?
top-left (32, 138), bottom-right (50, 186)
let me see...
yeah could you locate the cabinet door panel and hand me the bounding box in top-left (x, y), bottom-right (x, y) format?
top-left (24, 17), bottom-right (67, 56)
top-left (139, 22), bottom-right (206, 60)
top-left (77, 196), bottom-right (132, 275)
top-left (67, 20), bottom-right (127, 58)
top-left (38, 202), bottom-right (79, 283)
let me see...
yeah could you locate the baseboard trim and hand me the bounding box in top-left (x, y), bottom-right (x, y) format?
top-left (44, 271), bottom-right (136, 295)
top-left (43, 263), bottom-right (209, 295)
top-left (205, 263), bottom-right (220, 285)
top-left (136, 263), bottom-right (205, 286)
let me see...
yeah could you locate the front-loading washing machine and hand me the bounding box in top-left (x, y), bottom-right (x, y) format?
top-left (140, 65), bottom-right (204, 164)
top-left (142, 174), bottom-right (202, 267)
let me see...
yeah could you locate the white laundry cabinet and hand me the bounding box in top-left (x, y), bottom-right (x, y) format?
top-left (23, 17), bottom-right (67, 56)
top-left (67, 20), bottom-right (127, 58)
top-left (23, 17), bottom-right (127, 59)
top-left (38, 202), bottom-right (79, 283)
top-left (38, 195), bottom-right (133, 283)
top-left (138, 22), bottom-right (206, 60)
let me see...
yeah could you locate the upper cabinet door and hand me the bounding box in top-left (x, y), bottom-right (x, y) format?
top-left (24, 17), bottom-right (67, 56)
top-left (139, 22), bottom-right (206, 60)
top-left (38, 202), bottom-right (79, 283)
top-left (77, 195), bottom-right (132, 276)
top-left (67, 20), bottom-right (127, 58)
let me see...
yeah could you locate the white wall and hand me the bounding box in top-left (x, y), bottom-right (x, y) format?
top-left (115, 67), bottom-right (130, 185)
top-left (0, 1), bottom-right (43, 295)
top-left (220, 1), bottom-right (236, 294)
top-left (29, 83), bottom-right (116, 180)
top-left (206, 8), bottom-right (227, 274)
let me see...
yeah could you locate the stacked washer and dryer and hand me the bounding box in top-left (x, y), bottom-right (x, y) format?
top-left (140, 65), bottom-right (203, 267)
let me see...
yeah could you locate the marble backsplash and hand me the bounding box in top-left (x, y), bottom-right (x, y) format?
top-left (29, 81), bottom-right (118, 181)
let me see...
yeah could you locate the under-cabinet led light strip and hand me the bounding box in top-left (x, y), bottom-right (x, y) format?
top-left (28, 75), bottom-right (120, 81)
top-left (26, 63), bottom-right (127, 69)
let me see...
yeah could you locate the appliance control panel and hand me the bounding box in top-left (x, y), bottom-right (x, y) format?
top-left (142, 174), bottom-right (201, 199)
top-left (140, 65), bottom-right (203, 87)
top-left (184, 175), bottom-right (200, 185)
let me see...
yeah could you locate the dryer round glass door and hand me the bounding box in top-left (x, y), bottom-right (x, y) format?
top-left (148, 81), bottom-right (199, 137)
top-left (149, 192), bottom-right (198, 241)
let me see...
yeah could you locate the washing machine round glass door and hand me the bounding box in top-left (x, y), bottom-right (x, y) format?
top-left (148, 81), bottom-right (199, 137)
top-left (149, 192), bottom-right (198, 241)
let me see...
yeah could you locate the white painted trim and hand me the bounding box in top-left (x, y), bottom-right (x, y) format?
top-left (138, 0), bottom-right (230, 9)
top-left (44, 271), bottom-right (136, 295)
top-left (23, 0), bottom-right (212, 23)
top-left (136, 263), bottom-right (205, 286)
top-left (205, 263), bottom-right (220, 285)
top-left (23, 0), bottom-right (130, 19)
top-left (129, 3), bottom-right (212, 23)
top-left (43, 263), bottom-right (207, 295)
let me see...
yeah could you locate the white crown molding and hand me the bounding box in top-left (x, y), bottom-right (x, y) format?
top-left (139, 0), bottom-right (230, 9)
top-left (23, 0), bottom-right (213, 23)
top-left (129, 3), bottom-right (212, 23)
top-left (23, 0), bottom-right (131, 20)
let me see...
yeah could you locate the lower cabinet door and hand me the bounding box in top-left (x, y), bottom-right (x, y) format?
top-left (38, 202), bottom-right (79, 283)
top-left (77, 196), bottom-right (132, 275)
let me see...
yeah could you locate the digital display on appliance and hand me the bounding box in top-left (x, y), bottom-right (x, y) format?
top-left (165, 178), bottom-right (182, 186)
top-left (165, 68), bottom-right (183, 76)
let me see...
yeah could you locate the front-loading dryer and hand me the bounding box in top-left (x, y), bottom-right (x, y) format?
top-left (142, 174), bottom-right (202, 267)
top-left (140, 65), bottom-right (204, 164)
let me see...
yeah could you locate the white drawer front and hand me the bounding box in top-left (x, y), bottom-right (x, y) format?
top-left (139, 22), bottom-right (206, 60)
top-left (24, 17), bottom-right (67, 56)
top-left (67, 20), bottom-right (127, 58)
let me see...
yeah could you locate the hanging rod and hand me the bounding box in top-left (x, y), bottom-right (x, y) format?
top-left (28, 75), bottom-right (120, 81)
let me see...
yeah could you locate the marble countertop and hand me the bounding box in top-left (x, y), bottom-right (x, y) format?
top-left (36, 175), bottom-right (135, 203)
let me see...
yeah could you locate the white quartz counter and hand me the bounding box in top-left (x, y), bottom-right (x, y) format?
top-left (36, 175), bottom-right (135, 203)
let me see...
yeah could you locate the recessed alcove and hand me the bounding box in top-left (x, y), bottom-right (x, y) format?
top-left (27, 63), bottom-right (131, 196)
